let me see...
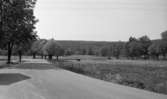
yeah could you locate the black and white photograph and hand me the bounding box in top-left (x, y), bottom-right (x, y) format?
top-left (0, 0), bottom-right (167, 99)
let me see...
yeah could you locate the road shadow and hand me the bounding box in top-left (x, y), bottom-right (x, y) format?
top-left (0, 73), bottom-right (30, 85)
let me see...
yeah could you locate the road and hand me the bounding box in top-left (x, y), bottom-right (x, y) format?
top-left (0, 59), bottom-right (166, 99)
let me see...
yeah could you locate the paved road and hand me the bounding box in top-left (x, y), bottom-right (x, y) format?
top-left (0, 59), bottom-right (166, 99)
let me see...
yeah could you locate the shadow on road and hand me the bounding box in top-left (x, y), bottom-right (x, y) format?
top-left (0, 73), bottom-right (30, 85)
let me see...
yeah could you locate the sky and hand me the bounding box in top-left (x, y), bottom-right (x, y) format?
top-left (34, 0), bottom-right (167, 41)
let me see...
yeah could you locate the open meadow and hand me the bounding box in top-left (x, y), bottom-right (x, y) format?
top-left (52, 55), bottom-right (167, 95)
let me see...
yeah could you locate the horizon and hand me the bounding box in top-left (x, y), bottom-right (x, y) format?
top-left (34, 0), bottom-right (167, 41)
top-left (40, 38), bottom-right (160, 42)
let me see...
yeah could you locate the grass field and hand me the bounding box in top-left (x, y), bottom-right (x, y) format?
top-left (52, 55), bottom-right (167, 94)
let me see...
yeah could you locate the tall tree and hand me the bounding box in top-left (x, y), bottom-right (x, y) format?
top-left (1, 0), bottom-right (37, 63)
top-left (0, 1), bottom-right (5, 48)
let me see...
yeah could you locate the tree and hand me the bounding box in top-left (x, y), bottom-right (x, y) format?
top-left (55, 47), bottom-right (65, 60)
top-left (161, 31), bottom-right (167, 40)
top-left (126, 37), bottom-right (143, 59)
top-left (31, 40), bottom-right (40, 59)
top-left (161, 30), bottom-right (167, 58)
top-left (65, 48), bottom-right (73, 56)
top-left (148, 40), bottom-right (163, 60)
top-left (88, 47), bottom-right (94, 55)
top-left (139, 35), bottom-right (152, 59)
top-left (38, 39), bottom-right (48, 58)
top-left (1, 0), bottom-right (37, 64)
top-left (129, 36), bottom-right (138, 42)
top-left (31, 39), bottom-right (47, 59)
top-left (14, 40), bottom-right (33, 62)
top-left (81, 48), bottom-right (87, 55)
top-left (110, 43), bottom-right (124, 59)
top-left (100, 47), bottom-right (110, 57)
top-left (43, 39), bottom-right (64, 60)
top-left (0, 1), bottom-right (4, 47)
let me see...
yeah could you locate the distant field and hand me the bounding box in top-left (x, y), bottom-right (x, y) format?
top-left (54, 55), bottom-right (167, 94)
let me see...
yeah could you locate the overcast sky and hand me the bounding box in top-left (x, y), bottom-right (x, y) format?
top-left (34, 0), bottom-right (167, 41)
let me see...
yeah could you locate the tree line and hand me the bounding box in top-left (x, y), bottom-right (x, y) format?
top-left (32, 31), bottom-right (167, 61)
top-left (100, 31), bottom-right (167, 60)
top-left (49, 31), bottom-right (167, 60)
top-left (31, 39), bottom-right (65, 60)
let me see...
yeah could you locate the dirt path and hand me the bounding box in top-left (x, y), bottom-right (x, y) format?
top-left (0, 59), bottom-right (166, 99)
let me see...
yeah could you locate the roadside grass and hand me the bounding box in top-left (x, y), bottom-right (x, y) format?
top-left (52, 55), bottom-right (167, 95)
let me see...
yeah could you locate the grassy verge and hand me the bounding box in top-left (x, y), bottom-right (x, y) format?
top-left (51, 59), bottom-right (167, 95)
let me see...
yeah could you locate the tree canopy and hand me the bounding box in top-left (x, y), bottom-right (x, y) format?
top-left (1, 0), bottom-right (37, 63)
top-left (43, 39), bottom-right (64, 60)
top-left (161, 31), bottom-right (167, 40)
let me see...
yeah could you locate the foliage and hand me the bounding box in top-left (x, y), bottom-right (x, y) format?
top-left (1, 0), bottom-right (37, 63)
top-left (65, 48), bottom-right (74, 56)
top-left (31, 40), bottom-right (40, 58)
top-left (126, 37), bottom-right (143, 58)
top-left (31, 39), bottom-right (47, 58)
top-left (43, 39), bottom-right (64, 60)
top-left (100, 47), bottom-right (110, 57)
top-left (125, 36), bottom-right (151, 59)
top-left (110, 42), bottom-right (124, 59)
top-left (148, 40), bottom-right (167, 59)
top-left (54, 47), bottom-right (65, 58)
top-left (56, 34), bottom-right (166, 60)
top-left (139, 36), bottom-right (152, 58)
top-left (88, 48), bottom-right (94, 55)
top-left (161, 31), bottom-right (167, 40)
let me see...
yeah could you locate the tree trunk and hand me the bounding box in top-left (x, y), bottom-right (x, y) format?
top-left (44, 55), bottom-right (47, 59)
top-left (156, 54), bottom-right (159, 60)
top-left (162, 54), bottom-right (166, 60)
top-left (49, 55), bottom-right (52, 60)
top-left (56, 56), bottom-right (59, 61)
top-left (116, 55), bottom-right (119, 59)
top-left (18, 51), bottom-right (22, 63)
top-left (33, 53), bottom-right (36, 59)
top-left (7, 43), bottom-right (13, 64)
